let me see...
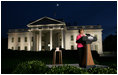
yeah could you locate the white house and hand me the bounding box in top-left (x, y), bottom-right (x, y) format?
top-left (8, 17), bottom-right (103, 54)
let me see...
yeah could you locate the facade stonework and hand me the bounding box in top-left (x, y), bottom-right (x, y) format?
top-left (8, 17), bottom-right (103, 54)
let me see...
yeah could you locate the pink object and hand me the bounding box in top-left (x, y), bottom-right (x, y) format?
top-left (76, 34), bottom-right (85, 48)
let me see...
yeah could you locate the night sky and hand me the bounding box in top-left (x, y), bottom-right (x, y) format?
top-left (1, 1), bottom-right (117, 40)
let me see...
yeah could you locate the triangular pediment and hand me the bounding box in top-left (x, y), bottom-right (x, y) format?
top-left (28, 17), bottom-right (65, 25)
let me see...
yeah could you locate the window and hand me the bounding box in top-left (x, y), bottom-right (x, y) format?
top-left (95, 34), bottom-right (98, 39)
top-left (59, 35), bottom-right (61, 41)
top-left (71, 35), bottom-right (74, 41)
top-left (18, 37), bottom-right (20, 42)
top-left (24, 46), bottom-right (27, 50)
top-left (95, 45), bottom-right (98, 51)
top-left (60, 38), bottom-right (61, 41)
top-left (42, 46), bottom-right (44, 49)
top-left (32, 37), bottom-right (33, 42)
top-left (91, 45), bottom-right (93, 50)
top-left (12, 47), bottom-right (14, 50)
top-left (18, 46), bottom-right (20, 50)
top-left (71, 45), bottom-right (74, 50)
top-left (31, 46), bottom-right (33, 50)
top-left (12, 37), bottom-right (14, 43)
top-left (25, 37), bottom-right (27, 42)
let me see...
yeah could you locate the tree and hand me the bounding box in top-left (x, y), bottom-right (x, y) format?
top-left (103, 34), bottom-right (117, 52)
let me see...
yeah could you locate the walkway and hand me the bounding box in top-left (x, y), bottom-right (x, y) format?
top-left (46, 64), bottom-right (108, 69)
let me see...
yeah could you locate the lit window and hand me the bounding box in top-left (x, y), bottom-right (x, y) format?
top-left (71, 35), bottom-right (74, 41)
top-left (95, 45), bottom-right (98, 51)
top-left (18, 46), bottom-right (20, 50)
top-left (24, 46), bottom-right (27, 50)
top-left (71, 45), bottom-right (74, 50)
top-left (12, 37), bottom-right (14, 43)
top-left (18, 37), bottom-right (20, 42)
top-left (25, 37), bottom-right (27, 42)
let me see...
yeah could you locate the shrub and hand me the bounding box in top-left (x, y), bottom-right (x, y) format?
top-left (108, 64), bottom-right (117, 69)
top-left (12, 60), bottom-right (117, 74)
top-left (12, 60), bottom-right (49, 74)
top-left (47, 65), bottom-right (88, 74)
top-left (94, 60), bottom-right (99, 64)
top-left (87, 67), bottom-right (117, 74)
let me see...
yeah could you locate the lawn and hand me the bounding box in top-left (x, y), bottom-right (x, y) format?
top-left (1, 49), bottom-right (117, 74)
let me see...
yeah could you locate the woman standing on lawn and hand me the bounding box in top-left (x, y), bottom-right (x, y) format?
top-left (76, 29), bottom-right (86, 67)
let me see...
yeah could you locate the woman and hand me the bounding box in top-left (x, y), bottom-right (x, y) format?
top-left (76, 29), bottom-right (86, 67)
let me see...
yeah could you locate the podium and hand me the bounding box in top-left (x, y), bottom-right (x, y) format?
top-left (53, 47), bottom-right (63, 65)
top-left (77, 34), bottom-right (97, 68)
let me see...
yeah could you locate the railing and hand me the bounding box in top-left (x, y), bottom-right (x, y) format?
top-left (67, 25), bottom-right (102, 30)
top-left (8, 29), bottom-right (28, 33)
top-left (8, 25), bottom-right (102, 33)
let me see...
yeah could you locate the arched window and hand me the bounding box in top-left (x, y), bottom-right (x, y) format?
top-left (24, 46), bottom-right (27, 50)
top-left (25, 37), bottom-right (27, 42)
top-left (12, 47), bottom-right (14, 50)
top-left (71, 35), bottom-right (74, 41)
top-left (18, 46), bottom-right (20, 50)
top-left (18, 37), bottom-right (20, 42)
top-left (71, 45), bottom-right (74, 50)
top-left (32, 37), bottom-right (33, 42)
top-left (12, 37), bottom-right (14, 43)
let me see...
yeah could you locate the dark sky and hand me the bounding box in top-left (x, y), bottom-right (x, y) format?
top-left (1, 1), bottom-right (117, 40)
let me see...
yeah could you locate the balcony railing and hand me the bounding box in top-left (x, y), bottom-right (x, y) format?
top-left (8, 29), bottom-right (28, 33)
top-left (8, 25), bottom-right (102, 33)
top-left (67, 25), bottom-right (102, 30)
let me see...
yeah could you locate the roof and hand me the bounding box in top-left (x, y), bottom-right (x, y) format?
top-left (28, 17), bottom-right (65, 25)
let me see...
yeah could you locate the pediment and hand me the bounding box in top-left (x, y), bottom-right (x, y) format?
top-left (28, 17), bottom-right (65, 26)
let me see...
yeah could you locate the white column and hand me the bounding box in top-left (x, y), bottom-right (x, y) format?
top-left (29, 31), bottom-right (32, 51)
top-left (63, 29), bottom-right (65, 48)
top-left (33, 31), bottom-right (36, 51)
top-left (50, 29), bottom-right (52, 50)
top-left (36, 33), bottom-right (38, 51)
top-left (32, 32), bottom-right (35, 51)
top-left (61, 29), bottom-right (64, 48)
top-left (39, 30), bottom-right (42, 51)
top-left (35, 32), bottom-right (37, 51)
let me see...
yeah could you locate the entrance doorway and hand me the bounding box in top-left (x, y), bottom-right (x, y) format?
top-left (52, 30), bottom-right (61, 49)
top-left (41, 30), bottom-right (50, 51)
top-left (41, 30), bottom-right (62, 51)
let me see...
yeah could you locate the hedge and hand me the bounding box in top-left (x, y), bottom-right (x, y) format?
top-left (12, 60), bottom-right (117, 74)
top-left (12, 60), bottom-right (49, 74)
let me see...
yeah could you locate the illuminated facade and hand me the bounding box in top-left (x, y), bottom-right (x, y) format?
top-left (8, 17), bottom-right (103, 54)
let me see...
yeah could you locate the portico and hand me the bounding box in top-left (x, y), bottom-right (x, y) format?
top-left (29, 28), bottom-right (65, 51)
top-left (27, 17), bottom-right (66, 51)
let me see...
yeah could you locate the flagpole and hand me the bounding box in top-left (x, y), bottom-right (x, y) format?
top-left (54, 3), bottom-right (59, 18)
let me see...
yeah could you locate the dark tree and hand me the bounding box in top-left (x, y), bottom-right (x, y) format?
top-left (103, 34), bottom-right (117, 52)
